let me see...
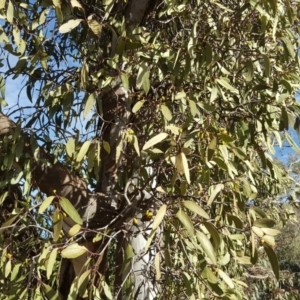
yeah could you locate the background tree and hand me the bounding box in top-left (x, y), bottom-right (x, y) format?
top-left (1, 0), bottom-right (300, 299)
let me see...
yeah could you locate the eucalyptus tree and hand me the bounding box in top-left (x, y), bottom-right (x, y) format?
top-left (0, 0), bottom-right (300, 299)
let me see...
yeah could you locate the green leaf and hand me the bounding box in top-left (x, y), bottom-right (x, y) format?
top-left (285, 132), bottom-right (300, 154)
top-left (196, 231), bottom-right (217, 264)
top-left (207, 183), bottom-right (224, 206)
top-left (87, 18), bottom-right (102, 36)
top-left (244, 60), bottom-right (254, 82)
top-left (46, 248), bottom-right (58, 279)
top-left (76, 141), bottom-right (91, 162)
top-left (142, 132), bottom-right (168, 150)
top-left (216, 78), bottom-right (238, 93)
top-left (0, 214), bottom-right (19, 233)
top-left (39, 196), bottom-right (55, 214)
top-left (71, 0), bottom-right (82, 8)
top-left (59, 19), bottom-right (83, 33)
top-left (61, 243), bottom-right (87, 259)
top-left (41, 283), bottom-right (59, 300)
top-left (253, 218), bottom-right (276, 228)
top-left (66, 138), bottom-right (75, 157)
top-left (152, 204), bottom-right (167, 230)
top-left (102, 280), bottom-right (113, 300)
top-left (68, 224), bottom-right (81, 236)
top-left (84, 93), bottom-right (95, 119)
top-left (60, 197), bottom-right (83, 225)
top-left (263, 55), bottom-right (270, 77)
top-left (183, 201), bottom-right (209, 219)
top-left (103, 141), bottom-right (110, 153)
top-left (264, 244), bottom-right (279, 280)
top-left (176, 209), bottom-right (194, 237)
top-left (155, 253), bottom-right (161, 280)
top-left (137, 63), bottom-right (150, 94)
top-left (7, 1), bottom-right (14, 23)
top-left (281, 37), bottom-right (295, 58)
top-left (5, 260), bottom-right (11, 278)
top-left (175, 152), bottom-right (190, 184)
top-left (251, 226), bottom-right (264, 238)
top-left (218, 269), bottom-right (234, 288)
top-left (261, 228), bottom-right (280, 236)
top-left (202, 222), bottom-right (221, 249)
top-left (161, 104), bottom-right (172, 121)
top-left (263, 235), bottom-right (275, 247)
top-left (132, 100), bottom-right (145, 113)
top-left (53, 209), bottom-right (62, 242)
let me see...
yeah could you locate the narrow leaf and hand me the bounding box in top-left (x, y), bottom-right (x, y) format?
top-left (47, 248), bottom-right (58, 279)
top-left (59, 19), bottom-right (82, 34)
top-left (207, 184), bottom-right (224, 206)
top-left (155, 253), bottom-right (161, 280)
top-left (61, 243), bottom-right (87, 259)
top-left (76, 141), bottom-right (91, 162)
top-left (264, 244), bottom-right (279, 280)
top-left (176, 209), bottom-right (194, 237)
top-left (142, 133), bottom-right (168, 150)
top-left (196, 231), bottom-right (217, 264)
top-left (84, 93), bottom-right (95, 119)
top-left (60, 197), bottom-right (83, 225)
top-left (183, 201), bottom-right (209, 219)
top-left (152, 204), bottom-right (167, 230)
top-left (39, 196), bottom-right (55, 214)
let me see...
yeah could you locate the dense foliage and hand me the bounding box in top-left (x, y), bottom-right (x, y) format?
top-left (1, 0), bottom-right (300, 299)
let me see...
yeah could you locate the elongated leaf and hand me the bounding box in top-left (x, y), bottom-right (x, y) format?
top-left (7, 1), bottom-right (14, 23)
top-left (176, 209), bottom-right (194, 237)
top-left (207, 184), bottom-right (224, 206)
top-left (53, 209), bottom-right (62, 242)
top-left (251, 226), bottom-right (264, 238)
top-left (218, 269), bottom-right (234, 288)
top-left (60, 197), bottom-right (83, 225)
top-left (202, 222), bottom-right (221, 249)
top-left (66, 138), bottom-right (75, 157)
top-left (71, 0), bottom-right (82, 7)
top-left (61, 243), bottom-right (87, 259)
top-left (264, 244), bottom-right (279, 280)
top-left (84, 93), bottom-right (95, 119)
top-left (69, 224), bottom-right (81, 236)
top-left (161, 105), bottom-right (172, 121)
top-left (152, 204), bottom-right (167, 230)
top-left (183, 201), bottom-right (209, 219)
top-left (155, 253), bottom-right (161, 280)
top-left (77, 269), bottom-right (91, 296)
top-left (39, 196), bottom-right (55, 214)
top-left (216, 78), bottom-right (238, 92)
top-left (41, 283), bottom-right (59, 300)
top-left (76, 141), bottom-right (91, 162)
top-left (263, 235), bottom-right (275, 247)
top-left (47, 248), bottom-right (58, 279)
top-left (176, 152), bottom-right (190, 184)
top-left (142, 132), bottom-right (168, 150)
top-left (59, 19), bottom-right (82, 33)
top-left (5, 260), bottom-right (11, 278)
top-left (261, 228), bottom-right (280, 236)
top-left (281, 37), bottom-right (295, 57)
top-left (196, 231), bottom-right (217, 264)
top-left (132, 100), bottom-right (145, 113)
top-left (0, 214), bottom-right (19, 233)
top-left (88, 19), bottom-right (102, 36)
top-left (253, 218), bottom-right (276, 228)
top-left (144, 228), bottom-right (157, 253)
